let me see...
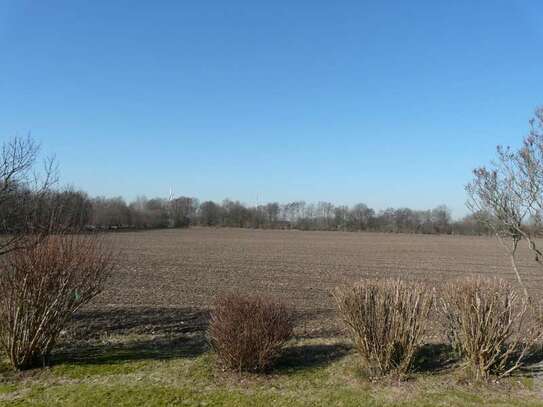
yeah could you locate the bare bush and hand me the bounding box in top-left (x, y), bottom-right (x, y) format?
top-left (0, 235), bottom-right (114, 370)
top-left (439, 276), bottom-right (542, 379)
top-left (208, 294), bottom-right (293, 372)
top-left (333, 279), bottom-right (433, 376)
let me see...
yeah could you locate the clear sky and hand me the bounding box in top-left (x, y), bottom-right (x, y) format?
top-left (1, 1), bottom-right (542, 217)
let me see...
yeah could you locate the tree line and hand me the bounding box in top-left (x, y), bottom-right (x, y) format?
top-left (30, 191), bottom-right (488, 235)
top-left (0, 136), bottom-right (491, 238)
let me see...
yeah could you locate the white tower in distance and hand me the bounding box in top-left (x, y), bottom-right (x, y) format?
top-left (168, 187), bottom-right (175, 227)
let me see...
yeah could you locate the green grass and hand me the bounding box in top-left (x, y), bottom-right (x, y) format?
top-left (51, 360), bottom-right (146, 379)
top-left (0, 384), bottom-right (17, 395)
top-left (1, 336), bottom-right (543, 407)
top-left (3, 380), bottom-right (542, 407)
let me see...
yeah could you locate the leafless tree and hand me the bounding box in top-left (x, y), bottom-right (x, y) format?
top-left (199, 201), bottom-right (222, 226)
top-left (92, 196), bottom-right (132, 228)
top-left (0, 136), bottom-right (57, 256)
top-left (349, 203), bottom-right (374, 231)
top-left (170, 196), bottom-right (197, 227)
top-left (431, 205), bottom-right (452, 234)
top-left (264, 202), bottom-right (280, 225)
top-left (334, 205), bottom-right (349, 230)
top-left (467, 107), bottom-right (543, 295)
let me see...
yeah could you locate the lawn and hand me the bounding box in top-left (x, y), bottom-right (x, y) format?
top-left (1, 334), bottom-right (543, 406)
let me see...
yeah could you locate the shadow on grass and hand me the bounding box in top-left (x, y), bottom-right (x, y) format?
top-left (275, 342), bottom-right (352, 374)
top-left (52, 334), bottom-right (209, 367)
top-left (0, 360), bottom-right (14, 378)
top-left (516, 345), bottom-right (543, 376)
top-left (52, 307), bottom-right (211, 367)
top-left (412, 343), bottom-right (543, 377)
top-left (275, 342), bottom-right (458, 377)
top-left (412, 343), bottom-right (457, 373)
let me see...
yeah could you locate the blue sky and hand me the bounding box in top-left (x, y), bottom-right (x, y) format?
top-left (1, 1), bottom-right (542, 217)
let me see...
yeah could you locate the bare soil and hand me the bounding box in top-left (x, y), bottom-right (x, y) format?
top-left (72, 227), bottom-right (543, 339)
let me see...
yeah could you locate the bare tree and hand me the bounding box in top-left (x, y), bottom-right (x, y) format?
top-left (349, 203), bottom-right (374, 231)
top-left (170, 196), bottom-right (197, 227)
top-left (467, 107), bottom-right (543, 295)
top-left (264, 202), bottom-right (280, 226)
top-left (334, 205), bottom-right (349, 231)
top-left (431, 205), bottom-right (452, 234)
top-left (199, 201), bottom-right (222, 226)
top-left (0, 136), bottom-right (57, 256)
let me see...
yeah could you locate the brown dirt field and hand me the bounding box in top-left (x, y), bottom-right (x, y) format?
top-left (73, 227), bottom-right (543, 339)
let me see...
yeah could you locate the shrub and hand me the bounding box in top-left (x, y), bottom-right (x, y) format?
top-left (0, 235), bottom-right (114, 370)
top-left (208, 294), bottom-right (293, 372)
top-left (333, 278), bottom-right (433, 376)
top-left (439, 276), bottom-right (542, 379)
